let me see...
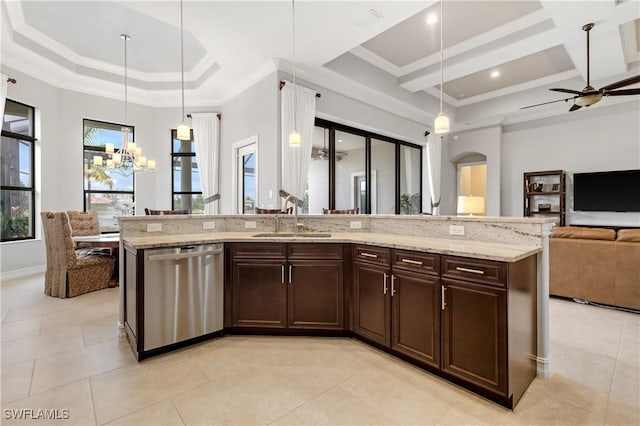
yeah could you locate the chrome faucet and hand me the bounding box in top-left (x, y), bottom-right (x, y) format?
top-left (284, 194), bottom-right (300, 233)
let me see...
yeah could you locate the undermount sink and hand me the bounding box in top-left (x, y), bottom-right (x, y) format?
top-left (252, 233), bottom-right (332, 238)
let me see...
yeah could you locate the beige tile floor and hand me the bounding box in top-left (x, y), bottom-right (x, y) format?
top-left (1, 274), bottom-right (638, 425)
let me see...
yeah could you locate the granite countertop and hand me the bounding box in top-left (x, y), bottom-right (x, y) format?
top-left (122, 232), bottom-right (541, 262)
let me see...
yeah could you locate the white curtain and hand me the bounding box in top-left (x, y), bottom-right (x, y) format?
top-left (426, 134), bottom-right (442, 215)
top-left (1, 74), bottom-right (8, 122)
top-left (192, 113), bottom-right (220, 215)
top-left (281, 81), bottom-right (316, 203)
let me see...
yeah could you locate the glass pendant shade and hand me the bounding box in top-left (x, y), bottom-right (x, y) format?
top-left (434, 113), bottom-right (450, 134)
top-left (177, 123), bottom-right (190, 141)
top-left (289, 131), bottom-right (301, 147)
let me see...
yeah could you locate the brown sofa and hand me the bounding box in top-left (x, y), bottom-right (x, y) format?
top-left (550, 227), bottom-right (640, 310)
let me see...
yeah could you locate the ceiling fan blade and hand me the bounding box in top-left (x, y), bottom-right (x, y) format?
top-left (569, 104), bottom-right (582, 112)
top-left (520, 97), bottom-right (572, 109)
top-left (550, 88), bottom-right (582, 95)
top-left (599, 75), bottom-right (640, 91)
top-left (602, 88), bottom-right (640, 96)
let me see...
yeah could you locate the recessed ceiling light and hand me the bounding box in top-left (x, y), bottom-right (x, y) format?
top-left (426, 14), bottom-right (438, 25)
top-left (337, 139), bottom-right (343, 143)
top-left (490, 70), bottom-right (500, 78)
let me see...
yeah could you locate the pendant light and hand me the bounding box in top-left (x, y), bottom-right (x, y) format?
top-left (434, 0), bottom-right (450, 134)
top-left (288, 0), bottom-right (301, 147)
top-left (176, 0), bottom-right (190, 141)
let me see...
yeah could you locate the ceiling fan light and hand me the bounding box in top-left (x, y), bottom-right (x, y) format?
top-left (289, 131), bottom-right (301, 147)
top-left (177, 123), bottom-right (191, 140)
top-left (575, 93), bottom-right (602, 107)
top-left (434, 113), bottom-right (450, 134)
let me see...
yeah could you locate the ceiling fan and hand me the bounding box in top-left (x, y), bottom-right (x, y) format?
top-left (522, 23), bottom-right (640, 112)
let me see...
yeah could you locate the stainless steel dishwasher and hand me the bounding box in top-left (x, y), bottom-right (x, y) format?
top-left (143, 243), bottom-right (223, 351)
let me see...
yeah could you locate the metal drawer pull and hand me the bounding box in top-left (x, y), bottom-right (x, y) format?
top-left (383, 273), bottom-right (389, 294)
top-left (455, 266), bottom-right (485, 275)
top-left (391, 275), bottom-right (396, 296)
top-left (401, 258), bottom-right (422, 266)
top-left (281, 265), bottom-right (285, 284)
top-left (289, 265), bottom-right (292, 284)
top-left (361, 252), bottom-right (378, 258)
top-left (441, 285), bottom-right (447, 310)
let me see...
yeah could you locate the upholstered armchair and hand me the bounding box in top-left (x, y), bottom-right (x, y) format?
top-left (41, 212), bottom-right (115, 298)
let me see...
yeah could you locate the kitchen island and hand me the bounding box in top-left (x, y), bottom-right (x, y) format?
top-left (119, 214), bottom-right (554, 408)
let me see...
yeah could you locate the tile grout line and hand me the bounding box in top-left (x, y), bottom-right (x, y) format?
top-left (169, 397), bottom-right (188, 426)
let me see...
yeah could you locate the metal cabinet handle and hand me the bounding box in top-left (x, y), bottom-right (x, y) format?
top-left (281, 265), bottom-right (285, 284)
top-left (383, 273), bottom-right (388, 295)
top-left (289, 264), bottom-right (292, 284)
top-left (361, 252), bottom-right (378, 258)
top-left (401, 258), bottom-right (422, 266)
top-left (441, 285), bottom-right (447, 311)
top-left (455, 266), bottom-right (485, 275)
top-left (391, 275), bottom-right (396, 296)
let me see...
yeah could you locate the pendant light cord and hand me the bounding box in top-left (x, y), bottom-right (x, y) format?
top-left (439, 0), bottom-right (444, 113)
top-left (123, 34), bottom-right (129, 122)
top-left (180, 0), bottom-right (185, 122)
top-left (292, 0), bottom-right (297, 131)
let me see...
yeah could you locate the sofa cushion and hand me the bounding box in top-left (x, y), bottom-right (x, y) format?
top-left (550, 226), bottom-right (616, 241)
top-left (616, 229), bottom-right (640, 242)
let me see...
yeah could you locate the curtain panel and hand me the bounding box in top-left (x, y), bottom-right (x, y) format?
top-left (281, 81), bottom-right (317, 204)
top-left (427, 134), bottom-right (442, 215)
top-left (192, 113), bottom-right (220, 214)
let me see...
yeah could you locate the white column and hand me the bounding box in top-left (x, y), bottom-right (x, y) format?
top-left (537, 223), bottom-right (553, 378)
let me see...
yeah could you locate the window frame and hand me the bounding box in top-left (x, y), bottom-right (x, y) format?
top-left (170, 128), bottom-right (203, 211)
top-left (82, 118), bottom-right (135, 233)
top-left (1, 99), bottom-right (36, 243)
top-left (314, 118), bottom-right (423, 214)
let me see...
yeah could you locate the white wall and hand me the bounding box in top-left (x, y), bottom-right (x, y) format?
top-left (220, 72), bottom-right (279, 213)
top-left (502, 102), bottom-right (640, 226)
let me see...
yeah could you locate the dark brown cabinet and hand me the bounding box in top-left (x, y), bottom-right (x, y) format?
top-left (440, 254), bottom-right (537, 407)
top-left (227, 242), bottom-right (344, 331)
top-left (353, 246), bottom-right (441, 368)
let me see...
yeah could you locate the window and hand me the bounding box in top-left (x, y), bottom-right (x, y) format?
top-left (171, 129), bottom-right (203, 213)
top-left (83, 119), bottom-right (134, 232)
top-left (309, 119), bottom-right (422, 214)
top-left (232, 136), bottom-right (257, 214)
top-left (1, 99), bottom-right (36, 242)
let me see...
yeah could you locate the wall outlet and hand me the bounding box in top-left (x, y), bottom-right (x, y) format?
top-left (146, 223), bottom-right (162, 232)
top-left (449, 225), bottom-right (465, 236)
top-left (350, 221), bottom-right (362, 229)
top-left (202, 221), bottom-right (216, 230)
top-left (244, 221), bottom-right (257, 229)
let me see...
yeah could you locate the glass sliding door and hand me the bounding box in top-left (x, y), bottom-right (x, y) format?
top-left (237, 144), bottom-right (256, 214)
top-left (371, 138), bottom-right (396, 214)
top-left (307, 126), bottom-right (329, 214)
top-left (334, 130), bottom-right (367, 213)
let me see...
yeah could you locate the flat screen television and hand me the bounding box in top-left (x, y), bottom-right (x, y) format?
top-left (573, 169), bottom-right (640, 212)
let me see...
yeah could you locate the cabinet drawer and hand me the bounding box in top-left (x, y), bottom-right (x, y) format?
top-left (441, 256), bottom-right (507, 288)
top-left (392, 250), bottom-right (439, 275)
top-left (288, 243), bottom-right (343, 260)
top-left (353, 245), bottom-right (390, 265)
top-left (230, 243), bottom-right (286, 259)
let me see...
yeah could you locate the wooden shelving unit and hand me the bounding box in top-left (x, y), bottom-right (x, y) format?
top-left (523, 170), bottom-right (566, 226)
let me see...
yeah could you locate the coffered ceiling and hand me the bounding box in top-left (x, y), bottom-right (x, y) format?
top-left (1, 1), bottom-right (639, 132)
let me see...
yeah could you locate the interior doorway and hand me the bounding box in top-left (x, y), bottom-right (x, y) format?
top-left (457, 159), bottom-right (487, 215)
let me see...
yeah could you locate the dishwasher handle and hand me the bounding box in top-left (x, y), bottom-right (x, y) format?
top-left (147, 248), bottom-right (223, 262)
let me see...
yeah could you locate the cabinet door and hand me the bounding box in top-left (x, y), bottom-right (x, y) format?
top-left (353, 261), bottom-right (390, 346)
top-left (288, 260), bottom-right (344, 330)
top-left (442, 278), bottom-right (507, 396)
top-left (391, 269), bottom-right (440, 368)
top-left (231, 260), bottom-right (287, 328)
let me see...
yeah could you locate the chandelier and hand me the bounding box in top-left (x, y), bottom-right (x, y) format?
top-left (92, 34), bottom-right (155, 177)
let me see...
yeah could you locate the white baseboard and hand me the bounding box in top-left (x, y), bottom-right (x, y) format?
top-left (0, 265), bottom-right (45, 282)
top-left (535, 355), bottom-right (553, 378)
